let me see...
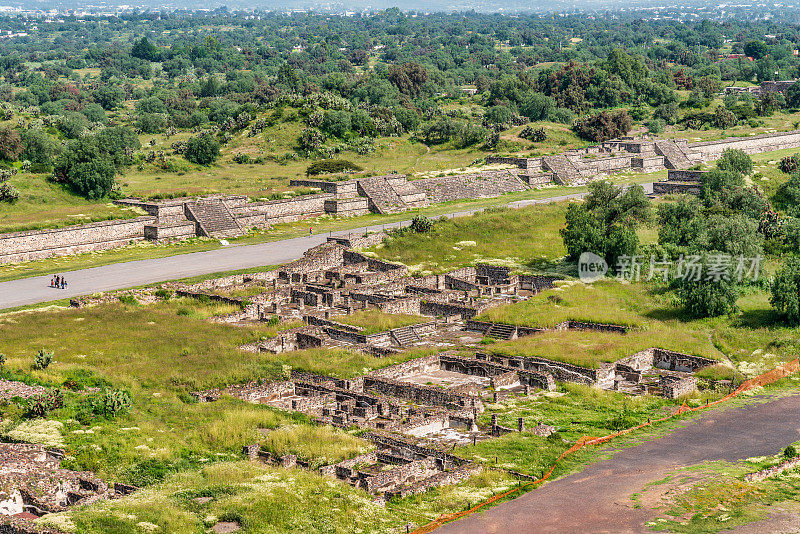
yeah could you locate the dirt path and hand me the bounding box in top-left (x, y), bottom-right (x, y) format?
top-left (436, 392), bottom-right (800, 534)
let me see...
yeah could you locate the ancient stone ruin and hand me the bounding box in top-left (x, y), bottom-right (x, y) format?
top-left (172, 238), bottom-right (721, 499)
top-left (4, 130), bottom-right (800, 264)
top-left (0, 443), bottom-right (134, 529)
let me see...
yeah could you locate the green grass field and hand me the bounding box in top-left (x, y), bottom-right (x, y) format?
top-left (334, 309), bottom-right (429, 334)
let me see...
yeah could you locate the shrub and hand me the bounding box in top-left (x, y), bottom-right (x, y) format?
top-left (770, 256), bottom-right (800, 325)
top-left (780, 155), bottom-right (800, 174)
top-left (716, 148), bottom-right (753, 176)
top-left (0, 183), bottom-right (19, 203)
top-left (646, 118), bottom-right (666, 134)
top-left (33, 349), bottom-right (53, 370)
top-left (785, 445), bottom-right (798, 458)
top-left (519, 126), bottom-right (548, 142)
top-left (0, 353), bottom-right (5, 368)
top-left (298, 128), bottom-right (326, 151)
top-left (0, 126), bottom-right (23, 161)
top-left (410, 214), bottom-right (433, 233)
top-left (154, 288), bottom-right (173, 300)
top-left (306, 159), bottom-right (363, 176)
top-left (118, 295), bottom-right (138, 305)
top-left (184, 133), bottom-right (220, 165)
top-left (90, 388), bottom-right (132, 417)
top-left (572, 110), bottom-right (633, 142)
top-left (25, 389), bottom-right (63, 418)
top-left (232, 153), bottom-right (250, 164)
top-left (546, 107), bottom-right (575, 124)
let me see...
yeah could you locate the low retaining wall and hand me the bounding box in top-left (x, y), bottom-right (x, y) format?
top-left (691, 130), bottom-right (800, 160)
top-left (0, 216), bottom-right (155, 264)
top-left (667, 169), bottom-right (706, 182)
top-left (744, 455), bottom-right (800, 482)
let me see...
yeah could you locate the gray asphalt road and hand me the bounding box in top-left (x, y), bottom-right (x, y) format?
top-left (0, 185), bottom-right (651, 310)
top-left (436, 392), bottom-right (800, 534)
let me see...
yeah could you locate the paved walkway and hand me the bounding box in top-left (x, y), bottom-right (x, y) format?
top-left (436, 391), bottom-right (800, 534)
top-left (0, 185), bottom-right (651, 310)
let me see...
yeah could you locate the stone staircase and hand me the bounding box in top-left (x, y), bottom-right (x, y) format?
top-left (390, 325), bottom-right (420, 346)
top-left (185, 199), bottom-right (243, 238)
top-left (654, 140), bottom-right (693, 170)
top-left (485, 323), bottom-right (517, 340)
top-left (357, 177), bottom-right (409, 214)
top-left (542, 155), bottom-right (582, 184)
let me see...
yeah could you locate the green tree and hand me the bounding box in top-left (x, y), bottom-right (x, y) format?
top-left (131, 37), bottom-right (160, 62)
top-left (770, 256), bottom-right (800, 325)
top-left (657, 197), bottom-right (703, 247)
top-left (0, 126), bottom-right (23, 161)
top-left (713, 105), bottom-right (737, 129)
top-left (96, 126), bottom-right (141, 167)
top-left (81, 103), bottom-right (107, 124)
top-left (716, 149), bottom-right (753, 176)
top-left (560, 181), bottom-right (650, 267)
top-left (298, 128), bottom-right (326, 151)
top-left (676, 264), bottom-right (739, 318)
top-left (92, 85), bottom-right (125, 111)
top-left (572, 111), bottom-right (633, 142)
top-left (787, 83), bottom-right (800, 109)
top-left (21, 129), bottom-right (59, 167)
top-left (321, 110), bottom-right (352, 138)
top-left (699, 214), bottom-right (763, 257)
top-left (775, 173), bottom-right (800, 217)
top-left (387, 62), bottom-right (429, 97)
top-left (393, 107), bottom-right (419, 132)
top-left (184, 133), bottom-right (220, 165)
top-left (136, 113), bottom-right (168, 134)
top-left (744, 40), bottom-right (769, 60)
top-left (484, 105), bottom-right (513, 126)
top-left (53, 137), bottom-right (117, 199)
top-left (520, 93), bottom-right (555, 121)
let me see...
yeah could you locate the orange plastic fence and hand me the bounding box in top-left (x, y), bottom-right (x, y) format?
top-left (411, 358), bottom-right (800, 534)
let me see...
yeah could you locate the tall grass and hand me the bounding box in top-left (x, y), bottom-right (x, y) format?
top-left (371, 203), bottom-right (568, 274)
top-left (336, 309), bottom-right (427, 334)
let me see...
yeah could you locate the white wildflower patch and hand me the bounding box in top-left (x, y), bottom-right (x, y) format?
top-left (36, 512), bottom-right (76, 532)
top-left (359, 251), bottom-right (378, 258)
top-left (455, 240), bottom-right (477, 247)
top-left (3, 419), bottom-right (65, 447)
top-left (137, 521), bottom-right (159, 532)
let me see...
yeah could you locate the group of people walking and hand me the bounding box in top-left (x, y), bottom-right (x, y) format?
top-left (50, 275), bottom-right (68, 289)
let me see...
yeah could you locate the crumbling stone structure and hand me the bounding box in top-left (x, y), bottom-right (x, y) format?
top-left (7, 130), bottom-right (800, 264)
top-left (0, 443), bottom-right (126, 519)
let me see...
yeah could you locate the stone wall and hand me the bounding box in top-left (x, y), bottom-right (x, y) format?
top-left (420, 301), bottom-right (479, 320)
top-left (652, 348), bottom-right (716, 372)
top-left (384, 464), bottom-right (481, 500)
top-left (368, 354), bottom-right (441, 379)
top-left (323, 198), bottom-right (370, 217)
top-left (744, 455), bottom-right (800, 482)
top-left (484, 156), bottom-right (533, 169)
top-left (0, 217), bottom-right (155, 264)
top-left (691, 130), bottom-right (800, 161)
top-left (652, 181), bottom-right (702, 195)
top-left (327, 232), bottom-right (386, 249)
top-left (230, 193), bottom-right (334, 224)
top-left (414, 170), bottom-right (528, 203)
top-left (660, 375), bottom-right (698, 398)
top-left (363, 376), bottom-right (480, 411)
top-left (667, 169), bottom-right (706, 182)
top-left (289, 179), bottom-right (359, 198)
